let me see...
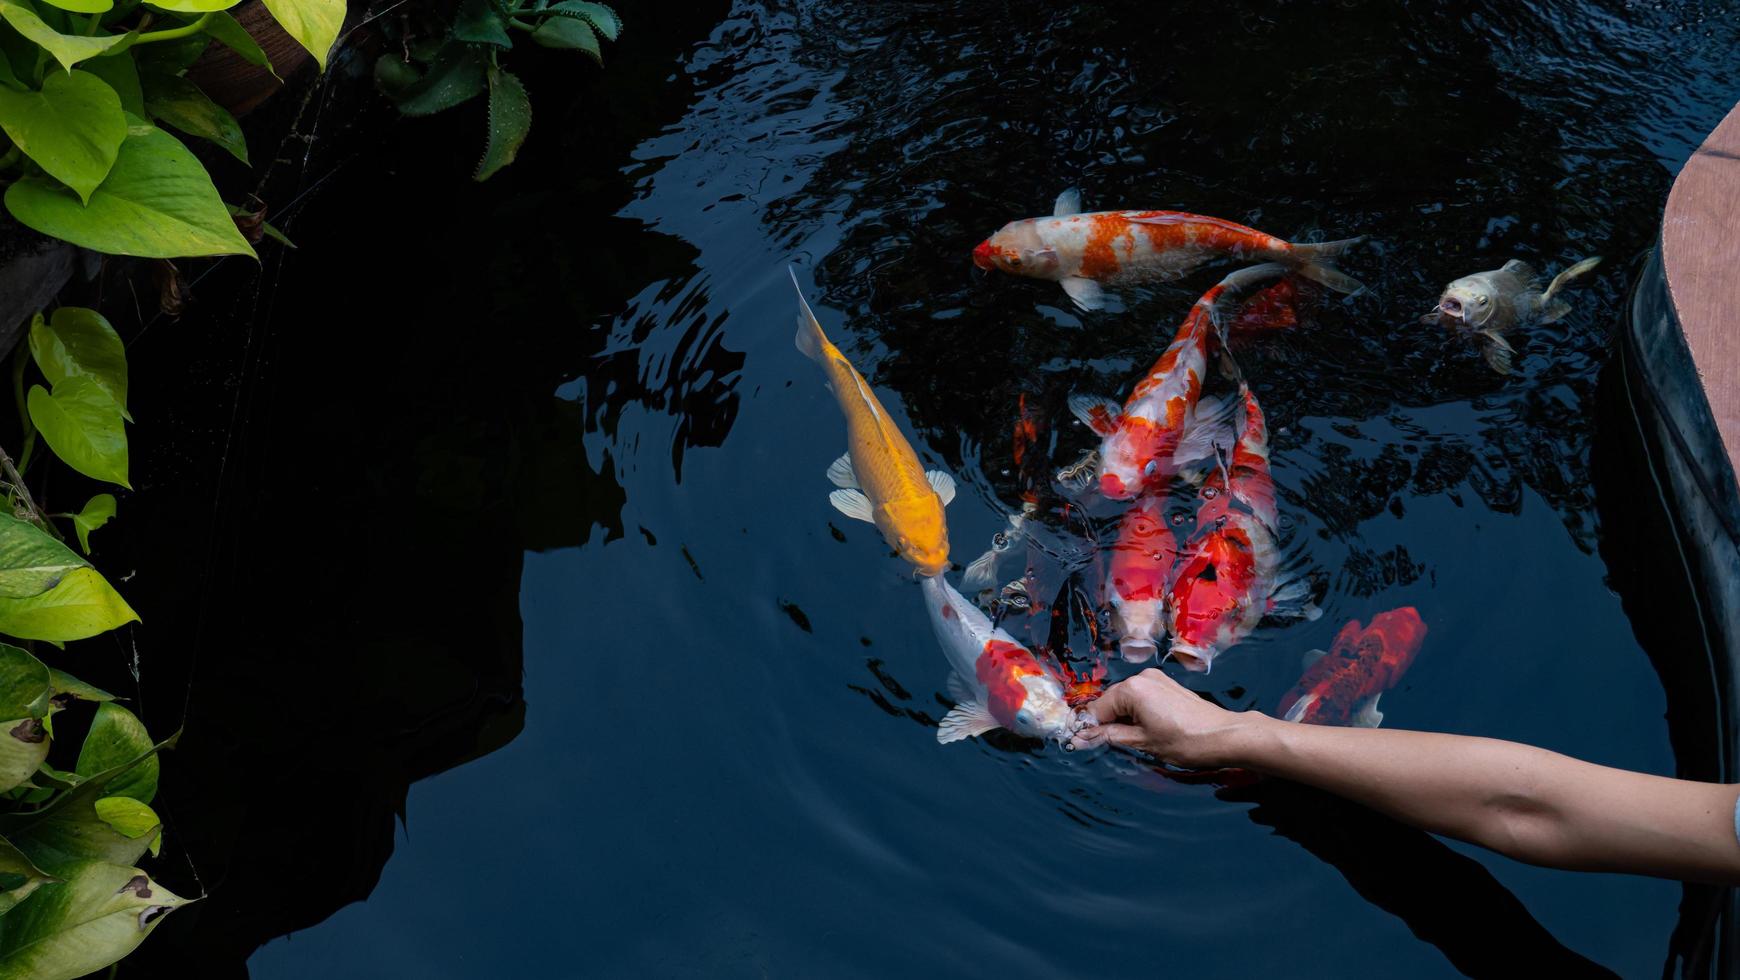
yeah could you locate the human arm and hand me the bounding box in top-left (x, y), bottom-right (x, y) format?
top-left (1085, 668), bottom-right (1740, 885)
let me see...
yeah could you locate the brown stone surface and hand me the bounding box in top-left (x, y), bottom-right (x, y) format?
top-left (1663, 101), bottom-right (1740, 479)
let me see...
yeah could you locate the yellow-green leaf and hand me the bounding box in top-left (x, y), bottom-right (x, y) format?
top-left (0, 861), bottom-right (188, 980)
top-left (0, 1), bottom-right (133, 72)
top-left (4, 120), bottom-right (254, 259)
top-left (74, 704), bottom-right (154, 803)
top-left (259, 0), bottom-right (342, 70)
top-left (0, 70), bottom-right (125, 203)
top-left (28, 308), bottom-right (128, 419)
top-left (0, 567), bottom-right (138, 642)
top-left (62, 494), bottom-right (115, 555)
top-left (141, 70), bottom-right (247, 164)
top-left (0, 513), bottom-right (88, 600)
top-left (26, 380), bottom-right (128, 488)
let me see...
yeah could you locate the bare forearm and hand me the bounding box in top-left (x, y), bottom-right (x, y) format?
top-left (1216, 712), bottom-right (1740, 884)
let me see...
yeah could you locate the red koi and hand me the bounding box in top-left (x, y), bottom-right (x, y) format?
top-left (1277, 608), bottom-right (1428, 727)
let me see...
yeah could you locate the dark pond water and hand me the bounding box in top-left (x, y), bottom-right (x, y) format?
top-left (97, 1), bottom-right (1740, 976)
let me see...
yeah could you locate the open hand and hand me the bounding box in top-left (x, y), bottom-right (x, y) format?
top-left (1080, 668), bottom-right (1256, 769)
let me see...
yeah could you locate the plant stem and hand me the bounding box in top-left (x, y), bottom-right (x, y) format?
top-left (79, 12), bottom-right (101, 36)
top-left (0, 443), bottom-right (50, 533)
top-left (508, 17), bottom-right (536, 31)
top-left (132, 12), bottom-right (210, 44)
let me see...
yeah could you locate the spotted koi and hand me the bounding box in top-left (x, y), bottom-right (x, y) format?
top-left (1278, 608), bottom-right (1427, 727)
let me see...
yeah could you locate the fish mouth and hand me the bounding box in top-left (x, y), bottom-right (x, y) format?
top-left (1118, 638), bottom-right (1158, 663)
top-left (1168, 642), bottom-right (1214, 673)
top-left (972, 241), bottom-right (996, 270)
top-left (1099, 473), bottom-right (1131, 499)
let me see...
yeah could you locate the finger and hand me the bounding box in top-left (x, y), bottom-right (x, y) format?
top-left (1078, 722), bottom-right (1146, 750)
top-left (1087, 682), bottom-right (1136, 723)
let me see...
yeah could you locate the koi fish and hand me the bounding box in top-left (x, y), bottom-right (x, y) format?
top-left (972, 188), bottom-right (1364, 311)
top-left (921, 574), bottom-right (1090, 746)
top-left (1164, 382), bottom-right (1316, 672)
top-left (1278, 607), bottom-right (1428, 727)
top-left (1426, 256), bottom-right (1601, 374)
top-left (1067, 263), bottom-right (1292, 501)
top-left (792, 270), bottom-right (954, 576)
top-left (1106, 494), bottom-right (1178, 663)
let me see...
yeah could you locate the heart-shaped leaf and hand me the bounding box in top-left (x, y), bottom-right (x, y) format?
top-left (61, 494), bottom-right (115, 555)
top-left (37, 0), bottom-right (111, 14)
top-left (0, 70), bottom-right (124, 203)
top-left (0, 860), bottom-right (188, 979)
top-left (74, 704), bottom-right (155, 803)
top-left (0, 567), bottom-right (138, 643)
top-left (28, 308), bottom-right (129, 419)
top-left (0, 514), bottom-right (88, 600)
top-left (474, 65), bottom-right (528, 182)
top-left (145, 0), bottom-right (240, 10)
top-left (5, 120), bottom-right (255, 259)
top-left (26, 380), bottom-right (128, 488)
top-left (140, 70), bottom-right (246, 164)
top-left (259, 0), bottom-right (341, 70)
top-left (0, 1), bottom-right (133, 72)
top-left (47, 669), bottom-right (114, 704)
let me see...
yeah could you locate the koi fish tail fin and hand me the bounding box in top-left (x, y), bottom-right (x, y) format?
top-left (1542, 256), bottom-right (1603, 304)
top-left (1286, 237), bottom-right (1366, 295)
top-left (1538, 256), bottom-right (1603, 322)
top-left (1269, 577), bottom-right (1322, 621)
top-left (790, 267), bottom-right (831, 363)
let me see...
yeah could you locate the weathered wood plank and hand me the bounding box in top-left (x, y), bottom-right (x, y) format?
top-left (1663, 101), bottom-right (1740, 481)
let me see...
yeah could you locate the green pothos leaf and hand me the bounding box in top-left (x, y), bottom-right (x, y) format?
top-left (201, 10), bottom-right (274, 75)
top-left (0, 1), bottom-right (132, 71)
top-left (28, 307), bottom-right (130, 420)
top-left (74, 703), bottom-right (156, 804)
top-left (26, 380), bottom-right (128, 488)
top-left (0, 69), bottom-right (125, 203)
top-left (0, 513), bottom-right (88, 600)
top-left (0, 860), bottom-right (189, 980)
top-left (0, 731), bottom-right (176, 873)
top-left (140, 70), bottom-right (248, 164)
top-left (258, 0), bottom-right (342, 70)
top-left (0, 838), bottom-right (54, 916)
top-left (61, 494), bottom-right (116, 555)
top-left (474, 66), bottom-right (529, 182)
top-left (0, 566), bottom-right (139, 643)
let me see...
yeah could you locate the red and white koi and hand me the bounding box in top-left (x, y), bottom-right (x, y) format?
top-left (1105, 494), bottom-right (1178, 663)
top-left (1163, 383), bottom-right (1315, 672)
top-left (1068, 263), bottom-right (1291, 501)
top-left (1278, 607), bottom-right (1428, 727)
top-left (972, 188), bottom-right (1363, 311)
top-left (921, 574), bottom-right (1091, 746)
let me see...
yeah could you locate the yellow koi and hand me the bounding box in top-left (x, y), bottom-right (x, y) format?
top-left (791, 269), bottom-right (953, 577)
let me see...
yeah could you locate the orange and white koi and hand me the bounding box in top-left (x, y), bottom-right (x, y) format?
top-left (1105, 494), bottom-right (1179, 663)
top-left (1163, 383), bottom-right (1316, 672)
top-left (922, 574), bottom-right (1091, 746)
top-left (792, 270), bottom-right (954, 576)
top-left (1278, 607), bottom-right (1427, 727)
top-left (1067, 263), bottom-right (1291, 501)
top-left (972, 189), bottom-right (1364, 311)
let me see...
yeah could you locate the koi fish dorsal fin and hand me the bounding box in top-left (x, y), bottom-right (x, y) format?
top-left (1068, 394), bottom-right (1123, 436)
top-left (938, 698), bottom-right (1000, 743)
top-left (827, 452), bottom-right (859, 489)
top-left (962, 550), bottom-right (1000, 591)
top-left (829, 488), bottom-right (875, 523)
top-left (926, 470), bottom-right (957, 506)
top-left (1054, 188), bottom-right (1082, 217)
top-left (1500, 259), bottom-right (1540, 288)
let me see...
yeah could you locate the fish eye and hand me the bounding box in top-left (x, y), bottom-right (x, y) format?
top-left (1476, 296), bottom-right (1489, 306)
top-left (1009, 256), bottom-right (1023, 267)
top-left (1143, 459), bottom-right (1160, 477)
top-left (1015, 707), bottom-right (1034, 727)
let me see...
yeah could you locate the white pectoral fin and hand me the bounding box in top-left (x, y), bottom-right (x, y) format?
top-left (926, 470), bottom-right (957, 506)
top-left (962, 550), bottom-right (1000, 591)
top-left (938, 698), bottom-right (1002, 744)
top-left (1353, 694), bottom-right (1385, 729)
top-left (1061, 276), bottom-right (1106, 311)
top-left (1173, 395), bottom-right (1237, 466)
top-left (1054, 187), bottom-right (1082, 217)
top-left (1068, 394), bottom-right (1123, 436)
top-left (828, 488), bottom-right (876, 523)
top-left (1282, 693), bottom-right (1317, 724)
top-left (946, 672), bottom-right (975, 704)
top-left (1301, 648), bottom-right (1328, 669)
top-left (826, 452), bottom-right (859, 489)
top-left (1268, 578), bottom-right (1320, 620)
